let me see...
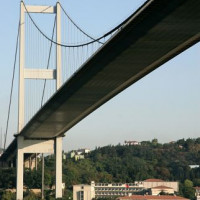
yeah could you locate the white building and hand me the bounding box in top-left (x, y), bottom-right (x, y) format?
top-left (73, 184), bottom-right (95, 200)
top-left (73, 181), bottom-right (144, 200)
top-left (68, 151), bottom-right (85, 161)
top-left (93, 181), bottom-right (144, 198)
top-left (75, 154), bottom-right (85, 161)
top-left (125, 141), bottom-right (141, 146)
top-left (189, 165), bottom-right (199, 169)
top-left (73, 180), bottom-right (179, 200)
top-left (68, 148), bottom-right (90, 161)
top-left (77, 148), bottom-right (91, 154)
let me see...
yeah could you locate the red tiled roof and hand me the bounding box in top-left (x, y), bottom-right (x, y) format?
top-left (151, 186), bottom-right (173, 190)
top-left (118, 195), bottom-right (189, 200)
top-left (194, 186), bottom-right (200, 190)
top-left (144, 179), bottom-right (164, 182)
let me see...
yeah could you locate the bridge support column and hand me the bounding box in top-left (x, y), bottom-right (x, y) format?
top-left (16, 136), bottom-right (55, 200)
top-left (16, 136), bottom-right (24, 200)
top-left (55, 137), bottom-right (63, 199)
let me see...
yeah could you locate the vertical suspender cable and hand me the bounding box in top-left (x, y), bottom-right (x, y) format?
top-left (41, 16), bottom-right (56, 107)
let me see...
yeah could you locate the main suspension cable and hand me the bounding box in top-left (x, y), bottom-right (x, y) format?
top-left (4, 22), bottom-right (20, 150)
top-left (22, 1), bottom-right (104, 47)
top-left (22, 1), bottom-right (129, 47)
top-left (58, 3), bottom-right (103, 45)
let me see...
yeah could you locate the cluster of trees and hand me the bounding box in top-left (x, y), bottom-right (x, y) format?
top-left (0, 168), bottom-right (15, 189)
top-left (0, 137), bottom-right (200, 199)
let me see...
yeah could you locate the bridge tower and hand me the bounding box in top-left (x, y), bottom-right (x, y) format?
top-left (16, 2), bottom-right (62, 200)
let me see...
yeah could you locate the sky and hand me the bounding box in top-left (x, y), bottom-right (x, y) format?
top-left (0, 0), bottom-right (200, 152)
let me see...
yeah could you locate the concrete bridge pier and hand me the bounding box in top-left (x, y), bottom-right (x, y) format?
top-left (55, 137), bottom-right (63, 198)
top-left (16, 136), bottom-right (62, 200)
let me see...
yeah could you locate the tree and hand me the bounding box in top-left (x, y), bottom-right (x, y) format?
top-left (182, 179), bottom-right (195, 200)
top-left (193, 178), bottom-right (200, 186)
top-left (23, 190), bottom-right (40, 200)
top-left (152, 138), bottom-right (158, 146)
top-left (184, 179), bottom-right (193, 188)
top-left (1, 191), bottom-right (15, 200)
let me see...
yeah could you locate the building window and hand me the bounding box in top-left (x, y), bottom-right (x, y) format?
top-left (80, 191), bottom-right (84, 200)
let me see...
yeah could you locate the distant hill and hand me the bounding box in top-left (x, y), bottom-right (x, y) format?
top-left (53, 138), bottom-right (200, 190)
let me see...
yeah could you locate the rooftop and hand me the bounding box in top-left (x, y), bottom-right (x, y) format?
top-left (144, 179), bottom-right (164, 182)
top-left (118, 195), bottom-right (189, 200)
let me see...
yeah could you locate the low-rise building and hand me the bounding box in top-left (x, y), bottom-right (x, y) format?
top-left (73, 181), bottom-right (144, 200)
top-left (70, 151), bottom-right (76, 158)
top-left (68, 151), bottom-right (84, 161)
top-left (125, 141), bottom-right (141, 146)
top-left (73, 184), bottom-right (95, 200)
top-left (92, 181), bottom-right (144, 198)
top-left (67, 148), bottom-right (90, 161)
top-left (77, 148), bottom-right (91, 154)
top-left (73, 180), bottom-right (179, 200)
top-left (75, 154), bottom-right (85, 161)
top-left (117, 195), bottom-right (189, 200)
top-left (189, 165), bottom-right (199, 169)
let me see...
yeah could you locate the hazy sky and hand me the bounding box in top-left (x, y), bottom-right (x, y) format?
top-left (0, 0), bottom-right (199, 152)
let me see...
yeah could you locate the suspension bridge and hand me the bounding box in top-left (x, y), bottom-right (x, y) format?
top-left (1, 0), bottom-right (200, 199)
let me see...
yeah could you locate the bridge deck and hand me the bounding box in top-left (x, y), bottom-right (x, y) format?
top-left (2, 0), bottom-right (200, 160)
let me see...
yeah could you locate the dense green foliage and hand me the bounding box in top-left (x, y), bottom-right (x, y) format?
top-left (59, 138), bottom-right (200, 187)
top-left (0, 191), bottom-right (15, 200)
top-left (0, 168), bottom-right (16, 189)
top-left (0, 138), bottom-right (200, 199)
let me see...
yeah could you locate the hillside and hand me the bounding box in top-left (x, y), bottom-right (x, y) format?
top-left (59, 138), bottom-right (200, 186)
top-left (0, 138), bottom-right (200, 199)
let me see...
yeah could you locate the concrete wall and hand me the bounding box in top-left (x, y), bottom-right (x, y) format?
top-left (73, 185), bottom-right (95, 200)
top-left (151, 188), bottom-right (174, 195)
